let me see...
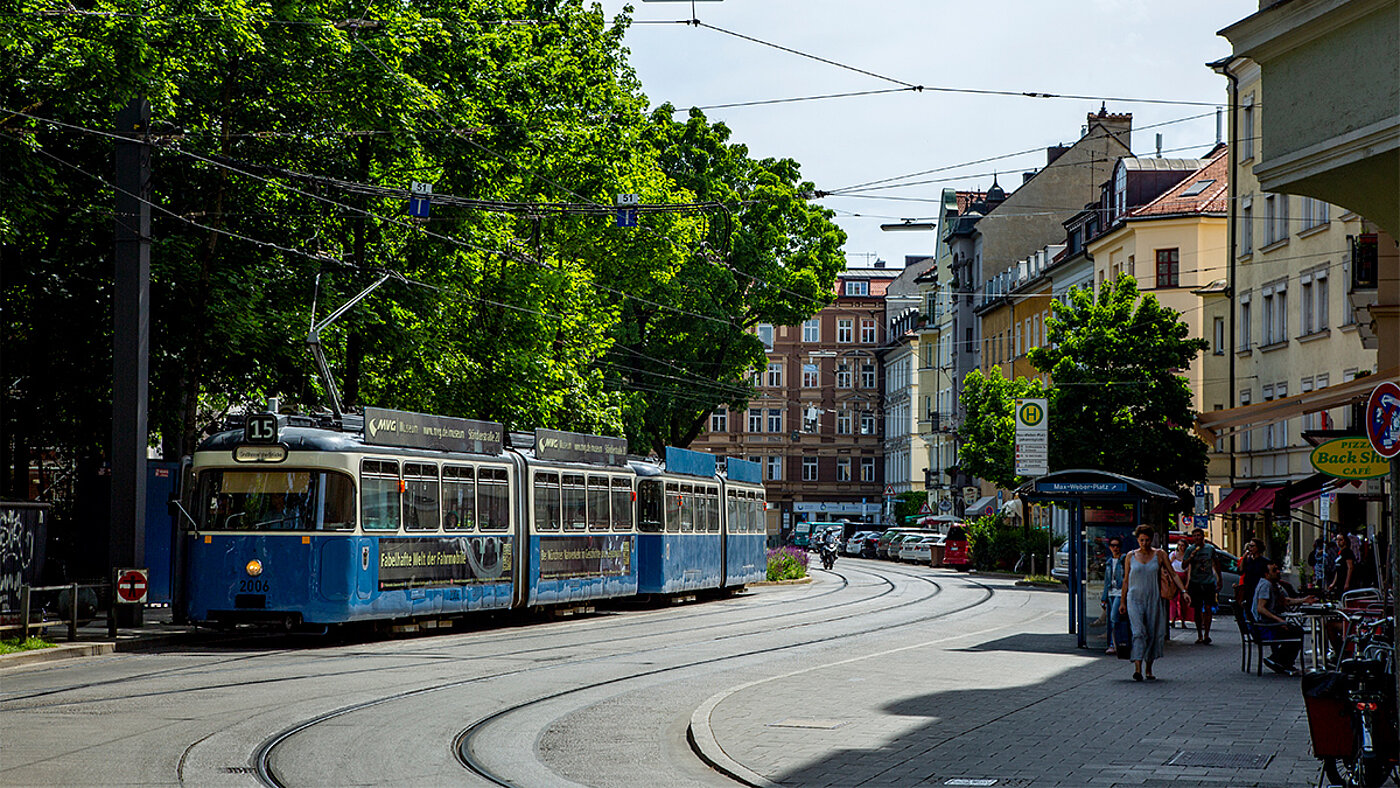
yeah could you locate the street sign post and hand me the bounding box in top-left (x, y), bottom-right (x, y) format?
top-left (1014, 398), bottom-right (1048, 476)
top-left (115, 568), bottom-right (149, 605)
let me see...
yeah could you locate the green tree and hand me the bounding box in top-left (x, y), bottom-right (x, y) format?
top-left (957, 368), bottom-right (1046, 490)
top-left (1026, 274), bottom-right (1208, 494)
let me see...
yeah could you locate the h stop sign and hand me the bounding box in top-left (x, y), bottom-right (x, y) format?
top-left (115, 569), bottom-right (149, 604)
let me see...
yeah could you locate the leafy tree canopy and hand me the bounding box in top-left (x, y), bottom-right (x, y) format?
top-left (957, 368), bottom-right (1047, 490)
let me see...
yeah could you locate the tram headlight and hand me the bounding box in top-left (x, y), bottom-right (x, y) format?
top-left (246, 559), bottom-right (264, 577)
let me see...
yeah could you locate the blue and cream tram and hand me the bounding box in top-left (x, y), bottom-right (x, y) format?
top-left (634, 449), bottom-right (767, 596)
top-left (183, 410), bottom-right (638, 628)
top-left (720, 457), bottom-right (766, 589)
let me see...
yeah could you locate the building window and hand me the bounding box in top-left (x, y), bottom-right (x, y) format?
top-left (836, 366), bottom-right (852, 388)
top-left (1240, 389), bottom-right (1253, 452)
top-left (1213, 317), bottom-right (1225, 355)
top-left (836, 458), bottom-right (851, 482)
top-left (860, 411), bottom-right (876, 436)
top-left (1155, 248), bottom-right (1179, 288)
top-left (836, 411), bottom-right (852, 435)
top-left (756, 323), bottom-right (773, 350)
top-left (748, 408), bottom-right (762, 433)
top-left (837, 319), bottom-right (853, 343)
top-left (767, 408), bottom-right (783, 434)
top-left (710, 408), bottom-right (727, 433)
top-left (802, 318), bottom-right (820, 342)
top-left (767, 362), bottom-right (783, 387)
top-left (766, 456), bottom-right (782, 481)
top-left (802, 456), bottom-right (818, 481)
top-left (860, 457), bottom-right (875, 482)
top-left (860, 319), bottom-right (876, 344)
top-left (1239, 295), bottom-right (1252, 351)
top-left (845, 280), bottom-right (869, 297)
top-left (1301, 270), bottom-right (1329, 335)
top-left (1302, 377), bottom-right (1315, 430)
top-left (1241, 94), bottom-right (1255, 161)
top-left (1264, 194), bottom-right (1289, 246)
top-left (1263, 284), bottom-right (1287, 345)
top-left (1300, 197), bottom-right (1330, 231)
top-left (802, 363), bottom-right (819, 388)
top-left (1240, 197), bottom-right (1253, 256)
top-left (861, 363), bottom-right (876, 389)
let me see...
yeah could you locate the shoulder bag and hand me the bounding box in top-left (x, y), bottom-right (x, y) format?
top-left (1158, 549), bottom-right (1179, 600)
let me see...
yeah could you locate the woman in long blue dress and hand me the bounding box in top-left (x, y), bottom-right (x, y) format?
top-left (1119, 524), bottom-right (1190, 681)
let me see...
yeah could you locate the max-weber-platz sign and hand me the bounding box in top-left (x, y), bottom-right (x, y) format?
top-left (1014, 398), bottom-right (1048, 476)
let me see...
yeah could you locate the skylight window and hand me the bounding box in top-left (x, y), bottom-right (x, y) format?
top-left (1180, 179), bottom-right (1216, 197)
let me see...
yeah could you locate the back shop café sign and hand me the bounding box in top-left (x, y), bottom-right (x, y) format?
top-left (1309, 437), bottom-right (1389, 480)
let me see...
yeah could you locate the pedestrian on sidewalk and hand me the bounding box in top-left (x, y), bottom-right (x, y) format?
top-left (1168, 540), bottom-right (1193, 630)
top-left (1181, 528), bottom-right (1222, 644)
top-left (1101, 537), bottom-right (1125, 655)
top-left (1236, 539), bottom-right (1267, 612)
top-left (1120, 524), bottom-right (1190, 681)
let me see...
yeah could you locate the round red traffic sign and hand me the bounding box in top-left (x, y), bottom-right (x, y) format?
top-left (1365, 380), bottom-right (1400, 459)
top-left (116, 569), bottom-right (148, 603)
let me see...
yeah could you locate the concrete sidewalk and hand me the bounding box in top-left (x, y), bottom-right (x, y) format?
top-left (0, 606), bottom-right (198, 669)
top-left (694, 583), bottom-right (1321, 788)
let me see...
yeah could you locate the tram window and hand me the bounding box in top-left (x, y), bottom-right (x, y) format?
top-left (637, 480), bottom-right (663, 533)
top-left (679, 483), bottom-right (695, 533)
top-left (611, 477), bottom-right (633, 532)
top-left (534, 472), bottom-right (560, 531)
top-left (402, 463), bottom-right (440, 532)
top-left (562, 474), bottom-right (587, 531)
top-left (707, 487), bottom-right (720, 533)
top-left (664, 482), bottom-right (680, 533)
top-left (587, 476), bottom-right (610, 531)
top-left (726, 492), bottom-right (738, 534)
top-left (477, 467), bottom-right (510, 531)
top-left (443, 465), bottom-right (475, 531)
top-left (197, 469), bottom-right (353, 532)
top-left (360, 460), bottom-right (401, 531)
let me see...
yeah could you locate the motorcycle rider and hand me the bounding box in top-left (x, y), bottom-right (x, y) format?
top-left (820, 527), bottom-right (839, 569)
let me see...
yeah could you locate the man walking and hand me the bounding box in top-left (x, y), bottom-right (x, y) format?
top-left (1181, 528), bottom-right (1222, 644)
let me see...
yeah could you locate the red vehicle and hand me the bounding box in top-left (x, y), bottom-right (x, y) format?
top-left (942, 525), bottom-right (971, 570)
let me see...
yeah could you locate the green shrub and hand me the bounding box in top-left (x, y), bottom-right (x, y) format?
top-left (766, 546), bottom-right (810, 581)
top-left (966, 514), bottom-right (1062, 572)
top-left (0, 637), bottom-right (55, 655)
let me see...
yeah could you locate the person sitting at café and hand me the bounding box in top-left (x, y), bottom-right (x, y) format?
top-left (1252, 560), bottom-right (1317, 674)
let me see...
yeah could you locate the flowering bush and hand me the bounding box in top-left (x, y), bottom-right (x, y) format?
top-left (766, 546), bottom-right (810, 581)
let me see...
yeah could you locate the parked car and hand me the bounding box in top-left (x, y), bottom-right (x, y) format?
top-left (844, 531), bottom-right (878, 557)
top-left (899, 535), bottom-right (944, 564)
top-left (886, 530), bottom-right (938, 560)
top-left (942, 525), bottom-right (971, 569)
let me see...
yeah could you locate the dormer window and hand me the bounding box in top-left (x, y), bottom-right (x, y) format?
top-left (1113, 162), bottom-right (1127, 219)
top-left (844, 280), bottom-right (869, 297)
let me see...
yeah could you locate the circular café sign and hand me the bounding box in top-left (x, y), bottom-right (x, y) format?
top-left (1309, 436), bottom-right (1389, 479)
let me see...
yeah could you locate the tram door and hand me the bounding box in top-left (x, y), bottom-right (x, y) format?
top-left (1079, 502), bottom-right (1136, 649)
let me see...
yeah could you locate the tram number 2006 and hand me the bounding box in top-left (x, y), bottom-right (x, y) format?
top-left (238, 579), bottom-right (270, 593)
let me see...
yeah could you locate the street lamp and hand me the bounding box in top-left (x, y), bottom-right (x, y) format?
top-left (880, 219), bottom-right (937, 232)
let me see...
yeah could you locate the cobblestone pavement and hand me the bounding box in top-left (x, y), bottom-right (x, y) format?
top-left (699, 570), bottom-right (1322, 788)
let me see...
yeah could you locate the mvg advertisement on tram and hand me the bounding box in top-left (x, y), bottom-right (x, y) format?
top-left (538, 534), bottom-right (632, 579)
top-left (377, 537), bottom-right (512, 591)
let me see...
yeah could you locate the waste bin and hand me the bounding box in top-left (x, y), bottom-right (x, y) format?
top-left (929, 543), bottom-right (945, 567)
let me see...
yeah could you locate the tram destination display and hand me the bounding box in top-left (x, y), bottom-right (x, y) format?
top-left (377, 537), bottom-right (512, 591)
top-left (534, 428), bottom-right (628, 467)
top-left (363, 407), bottom-right (504, 455)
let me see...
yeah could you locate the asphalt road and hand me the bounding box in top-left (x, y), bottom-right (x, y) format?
top-left (0, 562), bottom-right (1011, 787)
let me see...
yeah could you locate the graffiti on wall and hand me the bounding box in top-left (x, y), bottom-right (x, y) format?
top-left (0, 505), bottom-right (48, 612)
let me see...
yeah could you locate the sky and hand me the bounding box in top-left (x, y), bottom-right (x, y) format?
top-left (597, 0), bottom-right (1259, 269)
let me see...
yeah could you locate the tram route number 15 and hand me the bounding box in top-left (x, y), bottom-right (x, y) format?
top-left (245, 413), bottom-right (279, 444)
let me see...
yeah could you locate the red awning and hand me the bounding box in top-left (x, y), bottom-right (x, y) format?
top-left (1210, 487), bottom-right (1252, 515)
top-left (1290, 478), bottom-right (1360, 508)
top-left (1233, 486), bottom-right (1282, 514)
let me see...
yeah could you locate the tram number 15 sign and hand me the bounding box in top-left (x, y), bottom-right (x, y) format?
top-left (245, 412), bottom-right (278, 444)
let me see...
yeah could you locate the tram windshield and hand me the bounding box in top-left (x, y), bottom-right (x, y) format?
top-left (197, 469), bottom-right (355, 531)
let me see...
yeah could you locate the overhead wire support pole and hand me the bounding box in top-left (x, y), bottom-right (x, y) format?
top-left (307, 271), bottom-right (397, 419)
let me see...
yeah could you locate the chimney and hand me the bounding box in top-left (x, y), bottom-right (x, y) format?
top-left (1023, 170), bottom-right (1037, 184)
top-left (874, 258), bottom-right (886, 269)
top-left (1046, 145), bottom-right (1069, 165)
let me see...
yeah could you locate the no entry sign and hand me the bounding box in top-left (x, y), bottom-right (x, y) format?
top-left (115, 568), bottom-right (149, 604)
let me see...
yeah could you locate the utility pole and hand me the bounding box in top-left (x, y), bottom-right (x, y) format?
top-left (110, 97), bottom-right (150, 627)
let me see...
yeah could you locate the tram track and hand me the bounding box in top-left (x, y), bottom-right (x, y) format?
top-left (249, 565), bottom-right (987, 788)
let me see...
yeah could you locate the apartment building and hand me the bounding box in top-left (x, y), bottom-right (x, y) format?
top-left (690, 264), bottom-right (897, 535)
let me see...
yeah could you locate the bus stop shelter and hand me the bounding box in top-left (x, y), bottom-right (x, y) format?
top-left (1017, 469), bottom-right (1181, 649)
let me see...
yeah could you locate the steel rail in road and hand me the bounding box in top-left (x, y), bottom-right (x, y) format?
top-left (451, 567), bottom-right (994, 787)
top-left (248, 564), bottom-right (959, 787)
